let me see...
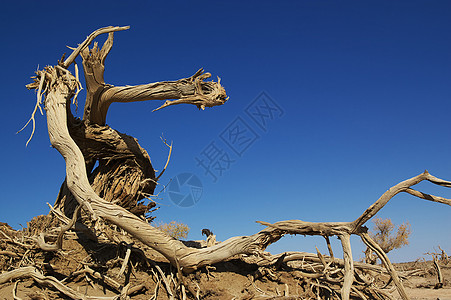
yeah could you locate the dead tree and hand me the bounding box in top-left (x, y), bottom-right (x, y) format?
top-left (39, 27), bottom-right (227, 221)
top-left (425, 246), bottom-right (448, 289)
top-left (16, 26), bottom-right (451, 299)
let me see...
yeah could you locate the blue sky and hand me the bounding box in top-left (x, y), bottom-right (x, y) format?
top-left (1, 1), bottom-right (450, 262)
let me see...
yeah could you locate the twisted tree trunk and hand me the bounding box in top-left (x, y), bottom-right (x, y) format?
top-left (49, 27), bottom-right (227, 220)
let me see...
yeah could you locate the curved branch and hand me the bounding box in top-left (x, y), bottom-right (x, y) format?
top-left (155, 137), bottom-right (172, 181)
top-left (99, 32), bottom-right (115, 65)
top-left (35, 205), bottom-right (80, 251)
top-left (424, 172), bottom-right (451, 187)
top-left (351, 170), bottom-right (451, 232)
top-left (259, 172), bottom-right (451, 239)
top-left (67, 27), bottom-right (227, 125)
top-left (62, 26), bottom-right (129, 68)
top-left (360, 232), bottom-right (410, 300)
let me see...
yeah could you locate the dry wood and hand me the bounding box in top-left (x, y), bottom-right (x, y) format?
top-left (0, 267), bottom-right (116, 300)
top-left (12, 280), bottom-right (21, 300)
top-left (0, 250), bottom-right (19, 257)
top-left (44, 25), bottom-right (227, 222)
top-left (438, 245), bottom-right (449, 263)
top-left (360, 232), bottom-right (409, 300)
top-left (62, 26), bottom-right (130, 69)
top-left (83, 266), bottom-right (123, 291)
top-left (244, 251), bottom-right (400, 276)
top-left (432, 255), bottom-right (443, 289)
top-left (339, 234), bottom-right (354, 300)
top-left (117, 243), bottom-right (132, 278)
top-left (351, 171), bottom-right (451, 231)
top-left (32, 63), bottom-right (283, 271)
top-left (35, 205), bottom-right (80, 251)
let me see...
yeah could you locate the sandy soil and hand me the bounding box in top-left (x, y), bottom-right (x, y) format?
top-left (392, 261), bottom-right (451, 300)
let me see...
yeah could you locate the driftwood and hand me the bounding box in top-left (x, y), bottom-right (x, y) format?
top-left (6, 26), bottom-right (450, 299)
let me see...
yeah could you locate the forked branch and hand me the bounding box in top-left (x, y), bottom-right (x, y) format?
top-left (351, 170), bottom-right (451, 231)
top-left (62, 26), bottom-right (129, 68)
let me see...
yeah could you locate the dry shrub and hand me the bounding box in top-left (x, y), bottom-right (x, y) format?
top-left (370, 217), bottom-right (411, 253)
top-left (364, 218), bottom-right (411, 264)
top-left (156, 221), bottom-right (190, 239)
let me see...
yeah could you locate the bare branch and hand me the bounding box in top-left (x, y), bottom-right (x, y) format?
top-left (117, 243), bottom-right (132, 278)
top-left (360, 233), bottom-right (410, 300)
top-left (12, 280), bottom-right (22, 300)
top-left (324, 235), bottom-right (335, 262)
top-left (351, 171), bottom-right (448, 231)
top-left (62, 26), bottom-right (129, 68)
top-left (257, 219), bottom-right (353, 236)
top-left (405, 188), bottom-right (451, 206)
top-left (99, 68), bottom-right (228, 112)
top-left (155, 137), bottom-right (172, 181)
top-left (424, 171), bottom-right (451, 187)
top-left (99, 32), bottom-right (115, 65)
top-left (35, 205), bottom-right (80, 251)
top-left (18, 72), bottom-right (45, 146)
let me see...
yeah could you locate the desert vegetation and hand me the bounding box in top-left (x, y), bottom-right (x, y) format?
top-left (364, 218), bottom-right (411, 265)
top-left (156, 222), bottom-right (190, 240)
top-left (1, 26), bottom-right (450, 299)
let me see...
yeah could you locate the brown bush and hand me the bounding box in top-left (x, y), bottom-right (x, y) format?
top-left (365, 218), bottom-right (411, 264)
top-left (156, 221), bottom-right (190, 239)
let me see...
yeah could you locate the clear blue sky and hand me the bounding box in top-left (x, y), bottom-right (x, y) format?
top-left (1, 1), bottom-right (450, 262)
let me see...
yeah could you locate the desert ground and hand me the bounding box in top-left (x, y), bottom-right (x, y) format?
top-left (0, 216), bottom-right (450, 300)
